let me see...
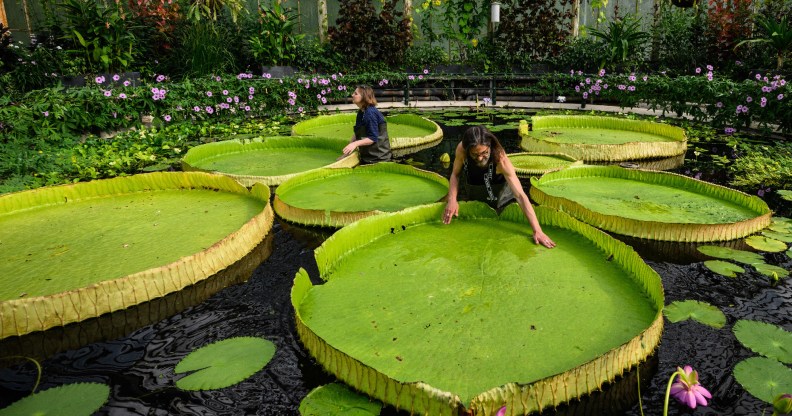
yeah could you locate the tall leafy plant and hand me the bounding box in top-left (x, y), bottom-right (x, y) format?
top-left (246, 2), bottom-right (304, 67)
top-left (735, 15), bottom-right (792, 69)
top-left (651, 2), bottom-right (708, 73)
top-left (493, 0), bottom-right (575, 67)
top-left (587, 15), bottom-right (650, 70)
top-left (58, 0), bottom-right (136, 73)
top-left (705, 0), bottom-right (753, 64)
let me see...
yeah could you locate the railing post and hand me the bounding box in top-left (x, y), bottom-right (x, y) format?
top-left (490, 76), bottom-right (496, 105)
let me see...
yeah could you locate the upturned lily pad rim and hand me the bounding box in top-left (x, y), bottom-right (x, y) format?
top-left (530, 165), bottom-right (772, 242)
top-left (0, 172), bottom-right (274, 339)
top-left (274, 162), bottom-right (449, 228)
top-left (292, 202), bottom-right (664, 416)
top-left (518, 116), bottom-right (688, 161)
top-left (181, 135), bottom-right (359, 187)
top-left (290, 113), bottom-right (443, 149)
top-left (506, 152), bottom-right (583, 177)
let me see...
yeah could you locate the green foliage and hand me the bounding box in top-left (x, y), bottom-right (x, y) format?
top-left (550, 36), bottom-right (606, 73)
top-left (246, 3), bottom-right (304, 67)
top-left (651, 3), bottom-right (708, 73)
top-left (493, 0), bottom-right (575, 65)
top-left (175, 337), bottom-right (275, 391)
top-left (404, 43), bottom-right (449, 71)
top-left (734, 357), bottom-right (792, 403)
top-left (587, 15), bottom-right (651, 70)
top-left (705, 0), bottom-right (753, 66)
top-left (299, 383), bottom-right (382, 416)
top-left (703, 259), bottom-right (745, 277)
top-left (663, 300), bottom-right (726, 328)
top-left (0, 382), bottom-right (110, 415)
top-left (414, 0), bottom-right (487, 63)
top-left (169, 21), bottom-right (240, 77)
top-left (293, 37), bottom-right (344, 73)
top-left (730, 143), bottom-right (792, 189)
top-left (328, 0), bottom-right (412, 69)
top-left (58, 0), bottom-right (136, 73)
top-left (185, 0), bottom-right (245, 23)
top-left (735, 15), bottom-right (792, 70)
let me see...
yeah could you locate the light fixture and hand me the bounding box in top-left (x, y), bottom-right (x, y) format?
top-left (490, 1), bottom-right (501, 24)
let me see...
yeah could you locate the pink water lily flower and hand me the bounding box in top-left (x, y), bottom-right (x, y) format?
top-left (670, 366), bottom-right (711, 409)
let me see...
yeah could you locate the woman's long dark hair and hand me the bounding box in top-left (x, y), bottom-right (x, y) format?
top-left (461, 125), bottom-right (505, 165)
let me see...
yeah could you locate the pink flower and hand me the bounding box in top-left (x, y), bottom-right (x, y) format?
top-left (104, 90), bottom-right (112, 97)
top-left (123, 80), bottom-right (131, 87)
top-left (164, 115), bottom-right (171, 122)
top-left (222, 89), bottom-right (229, 95)
top-left (244, 105), bottom-right (251, 111)
top-left (206, 106), bottom-right (214, 114)
top-left (496, 406), bottom-right (507, 416)
top-left (43, 111), bottom-right (49, 117)
top-left (695, 67), bottom-right (701, 74)
top-left (95, 76), bottom-right (105, 84)
top-left (113, 74), bottom-right (120, 81)
top-left (423, 69), bottom-right (429, 74)
top-left (669, 366), bottom-right (712, 409)
top-left (118, 93), bottom-right (127, 99)
top-left (206, 91), bottom-right (213, 97)
top-left (779, 94), bottom-right (785, 100)
top-left (156, 74), bottom-right (165, 82)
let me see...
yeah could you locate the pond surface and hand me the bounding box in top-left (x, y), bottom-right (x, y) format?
top-left (1, 109), bottom-right (791, 415)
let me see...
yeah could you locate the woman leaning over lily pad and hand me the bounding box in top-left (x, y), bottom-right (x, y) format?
top-left (342, 85), bottom-right (392, 164)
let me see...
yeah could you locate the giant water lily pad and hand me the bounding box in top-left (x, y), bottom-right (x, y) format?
top-left (733, 320), bottom-right (792, 364)
top-left (519, 116), bottom-right (687, 161)
top-left (274, 163), bottom-right (448, 227)
top-left (182, 136), bottom-right (358, 186)
top-left (530, 166), bottom-right (772, 242)
top-left (175, 337), bottom-right (275, 390)
top-left (0, 382), bottom-right (110, 415)
top-left (734, 357), bottom-right (792, 403)
top-left (291, 202), bottom-right (664, 415)
top-left (507, 152), bottom-right (583, 178)
top-left (299, 383), bottom-right (382, 416)
top-left (0, 172), bottom-right (274, 338)
top-left (291, 113), bottom-right (443, 150)
top-left (663, 300), bottom-right (726, 328)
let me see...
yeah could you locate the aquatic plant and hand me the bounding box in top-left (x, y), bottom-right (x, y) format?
top-left (174, 337), bottom-right (276, 391)
top-left (664, 366), bottom-right (712, 413)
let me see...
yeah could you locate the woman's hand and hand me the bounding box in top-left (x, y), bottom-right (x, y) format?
top-left (443, 200), bottom-right (459, 224)
top-left (342, 141), bottom-right (359, 156)
top-left (533, 231), bottom-right (556, 248)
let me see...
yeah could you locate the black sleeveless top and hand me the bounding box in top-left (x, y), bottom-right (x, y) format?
top-left (462, 156), bottom-right (514, 209)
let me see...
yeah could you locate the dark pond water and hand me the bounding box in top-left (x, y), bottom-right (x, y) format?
top-left (1, 109), bottom-right (791, 416)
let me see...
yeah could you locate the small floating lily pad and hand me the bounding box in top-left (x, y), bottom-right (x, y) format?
top-left (753, 263), bottom-right (790, 279)
top-left (745, 236), bottom-right (788, 253)
top-left (734, 356), bottom-right (792, 403)
top-left (703, 260), bottom-right (745, 277)
top-left (697, 246), bottom-right (764, 264)
top-left (299, 383), bottom-right (382, 416)
top-left (768, 221), bottom-right (792, 233)
top-left (663, 300), bottom-right (726, 328)
top-left (733, 320), bottom-right (792, 363)
top-left (778, 190), bottom-right (792, 202)
top-left (762, 230), bottom-right (792, 243)
top-left (175, 337), bottom-right (275, 391)
top-left (0, 382), bottom-right (110, 416)
top-left (507, 152), bottom-right (583, 178)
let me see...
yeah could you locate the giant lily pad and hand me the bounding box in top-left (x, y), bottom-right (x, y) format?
top-left (291, 202), bottom-right (664, 415)
top-left (530, 166), bottom-right (772, 242)
top-left (506, 152), bottom-right (583, 178)
top-left (734, 357), bottom-right (792, 403)
top-left (175, 337), bottom-right (275, 391)
top-left (745, 236), bottom-right (788, 252)
top-left (182, 136), bottom-right (358, 186)
top-left (519, 116), bottom-right (687, 161)
top-left (299, 383), bottom-right (382, 416)
top-left (274, 163), bottom-right (448, 227)
top-left (733, 320), bottom-right (792, 364)
top-left (0, 172), bottom-right (274, 339)
top-left (0, 382), bottom-right (110, 415)
top-left (291, 113), bottom-right (443, 151)
top-left (663, 300), bottom-right (726, 328)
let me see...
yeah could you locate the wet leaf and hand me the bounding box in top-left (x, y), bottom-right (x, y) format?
top-left (299, 383), bottom-right (382, 416)
top-left (752, 263), bottom-right (790, 279)
top-left (734, 356), bottom-right (792, 403)
top-left (0, 382), bottom-right (109, 416)
top-left (697, 245), bottom-right (764, 264)
top-left (175, 337), bottom-right (275, 391)
top-left (778, 190), bottom-right (792, 202)
top-left (663, 300), bottom-right (726, 328)
top-left (762, 230), bottom-right (792, 243)
top-left (703, 260), bottom-right (745, 277)
top-left (734, 320), bottom-right (792, 363)
top-left (745, 236), bottom-right (788, 253)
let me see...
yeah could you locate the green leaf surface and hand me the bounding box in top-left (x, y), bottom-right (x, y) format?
top-left (697, 245), bottom-right (764, 264)
top-left (299, 383), bottom-right (382, 416)
top-left (0, 382), bottom-right (109, 416)
top-left (753, 263), bottom-right (790, 279)
top-left (762, 230), bottom-right (792, 242)
top-left (175, 337), bottom-right (275, 391)
top-left (663, 300), bottom-right (726, 328)
top-left (703, 260), bottom-right (745, 277)
top-left (733, 320), bottom-right (792, 363)
top-left (734, 357), bottom-right (792, 403)
top-left (777, 190), bottom-right (792, 202)
top-left (745, 235), bottom-right (789, 252)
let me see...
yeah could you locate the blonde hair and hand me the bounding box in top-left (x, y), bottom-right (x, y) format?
top-left (355, 85), bottom-right (378, 109)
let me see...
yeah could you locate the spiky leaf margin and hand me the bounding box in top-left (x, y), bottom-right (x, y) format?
top-left (0, 172), bottom-right (274, 338)
top-left (663, 300), bottom-right (726, 328)
top-left (182, 136), bottom-right (358, 187)
top-left (0, 382), bottom-right (109, 416)
top-left (175, 337), bottom-right (275, 391)
top-left (733, 320), bottom-right (792, 364)
top-left (293, 202), bottom-right (664, 415)
top-left (274, 163), bottom-right (448, 228)
top-left (518, 116), bottom-right (687, 161)
top-left (291, 113), bottom-right (443, 149)
top-left (530, 166), bottom-right (772, 242)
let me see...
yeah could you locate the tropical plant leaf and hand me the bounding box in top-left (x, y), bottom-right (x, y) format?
top-left (733, 320), bottom-right (792, 363)
top-left (299, 383), bottom-right (382, 416)
top-left (734, 356), bottom-right (792, 403)
top-left (778, 190), bottom-right (792, 202)
top-left (697, 245), bottom-right (764, 264)
top-left (753, 263), bottom-right (790, 279)
top-left (663, 300), bottom-right (726, 328)
top-left (769, 218), bottom-right (792, 233)
top-left (762, 230), bottom-right (792, 242)
top-left (745, 235), bottom-right (789, 252)
top-left (175, 337), bottom-right (276, 391)
top-left (703, 260), bottom-right (745, 277)
top-left (0, 382), bottom-right (109, 416)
